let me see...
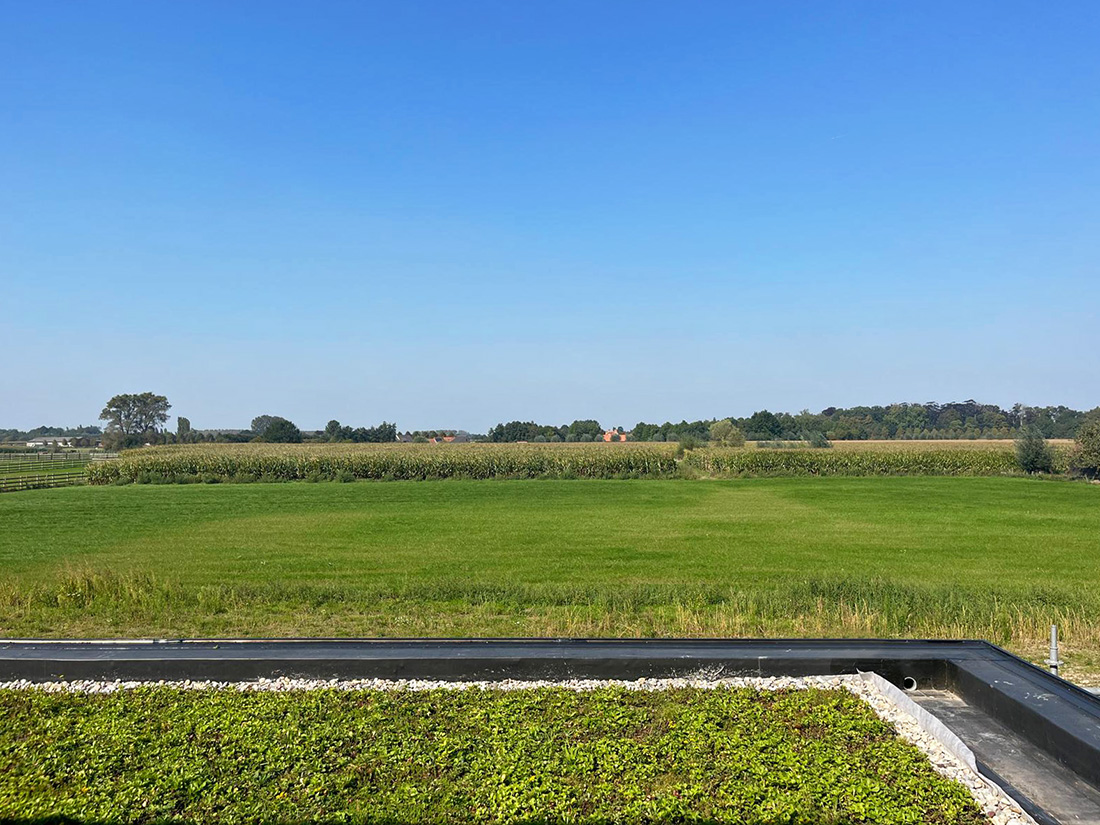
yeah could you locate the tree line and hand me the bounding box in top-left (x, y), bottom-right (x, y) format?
top-left (630, 401), bottom-right (1100, 443)
top-left (201, 416), bottom-right (397, 445)
top-left (0, 424), bottom-right (102, 446)
top-left (488, 420), bottom-right (617, 443)
top-left (486, 401), bottom-right (1100, 443)
top-left (6, 395), bottom-right (1099, 448)
top-left (7, 393), bottom-right (399, 450)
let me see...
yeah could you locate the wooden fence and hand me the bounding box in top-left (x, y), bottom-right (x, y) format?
top-left (0, 452), bottom-right (118, 474)
top-left (0, 471), bottom-right (88, 493)
top-left (0, 452), bottom-right (119, 493)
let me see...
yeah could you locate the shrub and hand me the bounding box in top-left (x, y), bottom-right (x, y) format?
top-left (675, 434), bottom-right (702, 458)
top-left (1015, 426), bottom-right (1055, 474)
top-left (708, 419), bottom-right (746, 447)
top-left (1070, 420), bottom-right (1100, 479)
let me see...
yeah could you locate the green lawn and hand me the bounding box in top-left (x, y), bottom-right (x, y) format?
top-left (1, 477), bottom-right (1098, 672)
top-left (0, 686), bottom-right (984, 824)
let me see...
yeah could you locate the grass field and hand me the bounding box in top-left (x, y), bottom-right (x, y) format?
top-left (0, 685), bottom-right (985, 824)
top-left (2, 477), bottom-right (1098, 676)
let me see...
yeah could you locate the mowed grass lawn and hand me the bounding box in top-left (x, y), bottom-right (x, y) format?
top-left (1, 477), bottom-right (1098, 672)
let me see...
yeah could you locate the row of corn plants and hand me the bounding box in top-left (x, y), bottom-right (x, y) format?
top-left (85, 443), bottom-right (682, 484)
top-left (85, 442), bottom-right (1071, 484)
top-left (689, 446), bottom-right (1068, 476)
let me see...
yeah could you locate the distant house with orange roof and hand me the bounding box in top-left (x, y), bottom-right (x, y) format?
top-left (602, 429), bottom-right (626, 442)
top-left (427, 432), bottom-right (470, 444)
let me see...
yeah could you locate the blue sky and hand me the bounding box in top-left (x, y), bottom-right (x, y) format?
top-left (3, 2), bottom-right (1098, 431)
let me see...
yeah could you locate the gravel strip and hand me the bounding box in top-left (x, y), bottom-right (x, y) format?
top-left (0, 673), bottom-right (1033, 824)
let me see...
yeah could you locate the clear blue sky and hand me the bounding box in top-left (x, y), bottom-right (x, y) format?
top-left (3, 2), bottom-right (1098, 432)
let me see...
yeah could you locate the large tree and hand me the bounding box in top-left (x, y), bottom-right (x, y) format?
top-left (261, 418), bottom-right (302, 443)
top-left (250, 415), bottom-right (281, 437)
top-left (567, 419), bottom-right (603, 440)
top-left (746, 410), bottom-right (782, 439)
top-left (100, 392), bottom-right (171, 436)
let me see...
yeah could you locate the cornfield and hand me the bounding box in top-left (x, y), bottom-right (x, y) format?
top-left (694, 446), bottom-right (1069, 476)
top-left (85, 441), bottom-right (1073, 484)
top-left (85, 443), bottom-right (680, 484)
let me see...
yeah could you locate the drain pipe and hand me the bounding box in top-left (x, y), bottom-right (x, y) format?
top-left (1045, 625), bottom-right (1063, 677)
top-left (1044, 624), bottom-right (1100, 695)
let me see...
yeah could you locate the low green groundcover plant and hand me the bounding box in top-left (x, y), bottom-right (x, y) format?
top-left (0, 686), bottom-right (985, 824)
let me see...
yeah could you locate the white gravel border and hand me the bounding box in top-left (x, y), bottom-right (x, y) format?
top-left (1, 672), bottom-right (1033, 825)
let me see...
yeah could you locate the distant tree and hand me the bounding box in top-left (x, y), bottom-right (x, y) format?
top-left (262, 419), bottom-right (302, 443)
top-left (250, 415), bottom-right (281, 438)
top-left (100, 392), bottom-right (171, 436)
top-left (709, 419), bottom-right (745, 447)
top-left (935, 408), bottom-right (962, 430)
top-left (1070, 420), bottom-right (1100, 478)
top-left (346, 422), bottom-right (397, 443)
top-left (176, 417), bottom-right (192, 443)
top-left (489, 421), bottom-right (546, 442)
top-left (1015, 425), bottom-right (1055, 474)
top-left (746, 410), bottom-right (782, 439)
top-left (567, 419), bottom-right (603, 440)
top-left (793, 408), bottom-right (830, 435)
top-left (324, 420), bottom-right (343, 441)
top-left (630, 422), bottom-right (661, 441)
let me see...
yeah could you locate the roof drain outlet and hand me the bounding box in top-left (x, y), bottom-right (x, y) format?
top-left (902, 676), bottom-right (918, 691)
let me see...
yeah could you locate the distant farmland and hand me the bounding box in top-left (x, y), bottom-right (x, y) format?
top-left (3, 476), bottom-right (1098, 680)
top-left (83, 439), bottom-right (1075, 484)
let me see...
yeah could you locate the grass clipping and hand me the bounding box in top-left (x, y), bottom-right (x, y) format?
top-left (0, 684), bottom-right (987, 824)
